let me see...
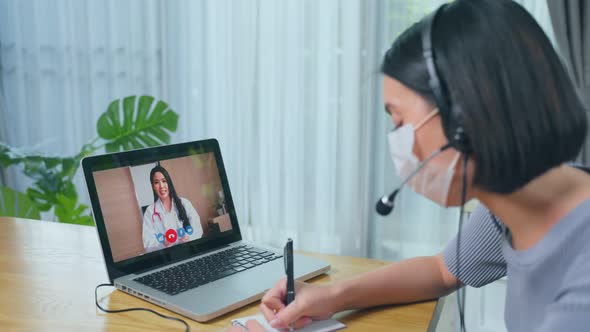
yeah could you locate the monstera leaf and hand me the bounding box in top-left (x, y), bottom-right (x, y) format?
top-left (0, 143), bottom-right (63, 171)
top-left (97, 95), bottom-right (179, 152)
top-left (0, 142), bottom-right (20, 167)
top-left (0, 186), bottom-right (41, 219)
top-left (54, 194), bottom-right (94, 226)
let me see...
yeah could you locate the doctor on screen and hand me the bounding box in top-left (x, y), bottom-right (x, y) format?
top-left (142, 165), bottom-right (203, 252)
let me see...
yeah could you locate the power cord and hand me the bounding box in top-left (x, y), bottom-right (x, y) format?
top-left (456, 153), bottom-right (468, 332)
top-left (95, 283), bottom-right (190, 332)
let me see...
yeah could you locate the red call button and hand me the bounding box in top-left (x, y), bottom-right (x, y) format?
top-left (165, 229), bottom-right (178, 243)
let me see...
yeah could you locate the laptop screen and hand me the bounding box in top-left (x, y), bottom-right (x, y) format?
top-left (83, 139), bottom-right (242, 279)
top-left (93, 153), bottom-right (235, 262)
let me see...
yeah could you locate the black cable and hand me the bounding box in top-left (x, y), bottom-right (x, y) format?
top-left (456, 153), bottom-right (468, 332)
top-left (95, 283), bottom-right (190, 332)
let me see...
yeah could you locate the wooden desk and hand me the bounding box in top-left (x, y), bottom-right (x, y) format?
top-left (0, 217), bottom-right (442, 331)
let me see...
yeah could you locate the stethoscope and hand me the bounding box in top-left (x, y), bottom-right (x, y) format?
top-left (151, 201), bottom-right (190, 232)
top-left (152, 203), bottom-right (163, 223)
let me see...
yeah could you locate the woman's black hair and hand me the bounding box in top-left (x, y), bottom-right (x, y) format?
top-left (150, 165), bottom-right (190, 229)
top-left (381, 0), bottom-right (587, 193)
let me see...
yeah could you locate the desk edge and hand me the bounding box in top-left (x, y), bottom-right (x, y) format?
top-left (426, 297), bottom-right (444, 332)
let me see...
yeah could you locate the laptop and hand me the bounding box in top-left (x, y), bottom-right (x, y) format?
top-left (82, 138), bottom-right (330, 322)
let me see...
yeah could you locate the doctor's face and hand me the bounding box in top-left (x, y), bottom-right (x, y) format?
top-left (152, 172), bottom-right (170, 201)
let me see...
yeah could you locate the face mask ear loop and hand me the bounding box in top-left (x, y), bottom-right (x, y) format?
top-left (439, 152), bottom-right (462, 206)
top-left (448, 152), bottom-right (461, 172)
top-left (456, 152), bottom-right (468, 332)
top-left (414, 108), bottom-right (440, 131)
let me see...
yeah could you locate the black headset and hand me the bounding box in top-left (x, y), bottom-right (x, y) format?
top-left (421, 4), bottom-right (472, 154)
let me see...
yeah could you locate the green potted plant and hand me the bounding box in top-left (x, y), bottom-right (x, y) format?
top-left (0, 95), bottom-right (179, 225)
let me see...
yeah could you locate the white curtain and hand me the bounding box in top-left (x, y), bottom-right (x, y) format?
top-left (0, 0), bottom-right (390, 256)
top-left (156, 0), bottom-right (388, 256)
top-left (0, 0), bottom-right (167, 193)
top-left (516, 0), bottom-right (557, 46)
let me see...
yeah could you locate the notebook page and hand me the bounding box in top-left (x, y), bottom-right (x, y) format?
top-left (231, 314), bottom-right (346, 332)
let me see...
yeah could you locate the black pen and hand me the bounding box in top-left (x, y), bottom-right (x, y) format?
top-left (284, 238), bottom-right (295, 305)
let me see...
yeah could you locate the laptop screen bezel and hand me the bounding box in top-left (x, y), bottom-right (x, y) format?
top-left (82, 138), bottom-right (243, 282)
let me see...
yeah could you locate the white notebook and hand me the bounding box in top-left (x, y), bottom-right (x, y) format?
top-left (231, 314), bottom-right (346, 332)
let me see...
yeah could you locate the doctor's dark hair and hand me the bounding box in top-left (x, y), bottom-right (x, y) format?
top-left (381, 0), bottom-right (587, 193)
top-left (149, 165), bottom-right (190, 229)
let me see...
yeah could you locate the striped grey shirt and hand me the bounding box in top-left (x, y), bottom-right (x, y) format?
top-left (443, 201), bottom-right (590, 331)
top-left (444, 204), bottom-right (507, 287)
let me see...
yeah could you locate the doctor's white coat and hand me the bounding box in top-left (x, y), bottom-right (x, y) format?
top-left (141, 197), bottom-right (203, 252)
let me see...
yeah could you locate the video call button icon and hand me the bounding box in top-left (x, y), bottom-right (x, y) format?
top-left (165, 229), bottom-right (178, 243)
top-left (156, 233), bottom-right (165, 244)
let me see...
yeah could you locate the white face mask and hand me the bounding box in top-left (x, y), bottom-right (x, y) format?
top-left (387, 109), bottom-right (461, 207)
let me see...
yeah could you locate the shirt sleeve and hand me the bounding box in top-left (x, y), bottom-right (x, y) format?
top-left (443, 203), bottom-right (507, 288)
top-left (142, 204), bottom-right (163, 251)
top-left (182, 197), bottom-right (203, 239)
top-left (538, 251), bottom-right (590, 331)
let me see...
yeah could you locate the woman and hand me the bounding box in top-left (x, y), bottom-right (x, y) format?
top-left (142, 165), bottom-right (203, 251)
top-left (229, 0), bottom-right (590, 331)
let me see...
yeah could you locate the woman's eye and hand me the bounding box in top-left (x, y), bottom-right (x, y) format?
top-left (391, 112), bottom-right (402, 127)
top-left (393, 117), bottom-right (403, 129)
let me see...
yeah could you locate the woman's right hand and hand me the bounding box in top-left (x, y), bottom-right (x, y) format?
top-left (260, 277), bottom-right (339, 330)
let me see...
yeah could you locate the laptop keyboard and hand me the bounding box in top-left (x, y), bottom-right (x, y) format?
top-left (133, 245), bottom-right (283, 296)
